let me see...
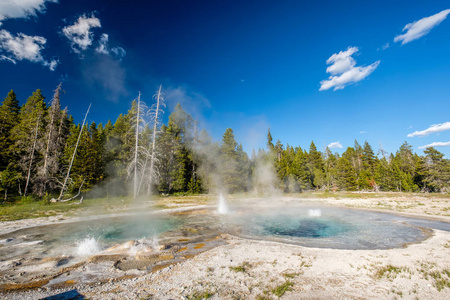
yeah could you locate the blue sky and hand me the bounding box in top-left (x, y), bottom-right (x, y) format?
top-left (1, 0), bottom-right (450, 157)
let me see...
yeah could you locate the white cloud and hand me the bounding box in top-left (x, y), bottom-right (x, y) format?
top-left (62, 14), bottom-right (101, 53)
top-left (394, 9), bottom-right (450, 44)
top-left (111, 46), bottom-right (126, 58)
top-left (418, 141), bottom-right (450, 149)
top-left (0, 0), bottom-right (57, 25)
top-left (96, 33), bottom-right (126, 59)
top-left (360, 131), bottom-right (367, 134)
top-left (328, 141), bottom-right (343, 149)
top-left (319, 47), bottom-right (380, 91)
top-left (407, 122), bottom-right (450, 137)
top-left (42, 58), bottom-right (58, 71)
top-left (325, 46), bottom-right (358, 75)
top-left (0, 54), bottom-right (15, 63)
top-left (0, 29), bottom-right (57, 70)
top-left (95, 33), bottom-right (108, 54)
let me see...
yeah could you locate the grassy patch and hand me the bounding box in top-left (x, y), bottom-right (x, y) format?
top-left (282, 272), bottom-right (299, 279)
top-left (428, 270), bottom-right (450, 291)
top-left (0, 196), bottom-right (135, 221)
top-left (271, 281), bottom-right (294, 297)
top-left (186, 290), bottom-right (215, 300)
top-left (374, 265), bottom-right (407, 280)
top-left (229, 261), bottom-right (252, 273)
top-left (0, 194), bottom-right (216, 222)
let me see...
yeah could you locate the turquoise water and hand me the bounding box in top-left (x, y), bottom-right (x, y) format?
top-left (1, 206), bottom-right (449, 259)
top-left (235, 206), bottom-right (448, 249)
top-left (0, 213), bottom-right (183, 260)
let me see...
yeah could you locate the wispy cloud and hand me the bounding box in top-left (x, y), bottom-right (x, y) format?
top-left (319, 47), bottom-right (380, 91)
top-left (418, 141), bottom-right (450, 149)
top-left (95, 33), bottom-right (126, 59)
top-left (0, 54), bottom-right (15, 63)
top-left (394, 9), bottom-right (450, 45)
top-left (328, 141), bottom-right (343, 149)
top-left (0, 0), bottom-right (57, 25)
top-left (407, 122), bottom-right (450, 137)
top-left (0, 29), bottom-right (58, 70)
top-left (164, 85), bottom-right (211, 118)
top-left (62, 13), bottom-right (101, 54)
top-left (380, 42), bottom-right (390, 50)
top-left (95, 33), bottom-right (108, 54)
top-left (82, 54), bottom-right (127, 101)
top-left (360, 131), bottom-right (367, 134)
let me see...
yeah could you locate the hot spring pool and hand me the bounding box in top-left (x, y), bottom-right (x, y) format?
top-left (233, 206), bottom-right (449, 249)
top-left (0, 213), bottom-right (183, 261)
top-left (0, 205), bottom-right (449, 263)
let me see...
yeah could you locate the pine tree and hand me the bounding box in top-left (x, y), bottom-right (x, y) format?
top-left (220, 128), bottom-right (249, 193)
top-left (267, 128), bottom-right (274, 151)
top-left (10, 90), bottom-right (47, 197)
top-left (335, 149), bottom-right (357, 191)
top-left (422, 147), bottom-right (450, 192)
top-left (308, 141), bottom-right (325, 189)
top-left (392, 142), bottom-right (417, 191)
top-left (292, 147), bottom-right (311, 191)
top-left (324, 147), bottom-right (338, 191)
top-left (167, 104), bottom-right (195, 193)
top-left (0, 90), bottom-right (20, 171)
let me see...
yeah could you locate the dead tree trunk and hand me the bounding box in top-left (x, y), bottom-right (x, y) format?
top-left (148, 85), bottom-right (163, 195)
top-left (24, 114), bottom-right (41, 197)
top-left (43, 84), bottom-right (62, 176)
top-left (133, 92), bottom-right (141, 199)
top-left (58, 104), bottom-right (91, 201)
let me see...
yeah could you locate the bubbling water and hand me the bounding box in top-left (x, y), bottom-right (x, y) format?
top-left (76, 236), bottom-right (102, 256)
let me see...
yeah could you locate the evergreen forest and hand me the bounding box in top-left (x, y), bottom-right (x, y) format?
top-left (0, 86), bottom-right (449, 202)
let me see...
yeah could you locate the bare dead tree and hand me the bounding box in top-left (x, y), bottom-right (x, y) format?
top-left (147, 85), bottom-right (165, 195)
top-left (126, 93), bottom-right (148, 198)
top-left (58, 104), bottom-right (91, 201)
top-left (42, 84), bottom-right (62, 176)
top-left (55, 178), bottom-right (85, 203)
top-left (378, 141), bottom-right (387, 159)
top-left (133, 92), bottom-right (141, 198)
top-left (35, 83), bottom-right (64, 196)
top-left (24, 114), bottom-right (41, 197)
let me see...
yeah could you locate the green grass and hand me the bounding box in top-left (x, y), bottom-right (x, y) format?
top-left (186, 290), bottom-right (215, 300)
top-left (271, 281), bottom-right (294, 297)
top-left (374, 265), bottom-right (407, 279)
top-left (0, 196), bottom-right (134, 221)
top-left (427, 270), bottom-right (450, 291)
top-left (229, 261), bottom-right (252, 273)
top-left (282, 272), bottom-right (299, 279)
top-left (0, 193), bottom-right (217, 222)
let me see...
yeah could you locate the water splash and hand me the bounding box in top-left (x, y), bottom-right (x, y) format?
top-left (308, 209), bottom-right (322, 217)
top-left (76, 236), bottom-right (102, 256)
top-left (217, 193), bottom-right (229, 215)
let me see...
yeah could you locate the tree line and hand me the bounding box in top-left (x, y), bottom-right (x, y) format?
top-left (267, 130), bottom-right (449, 193)
top-left (0, 86), bottom-right (448, 202)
